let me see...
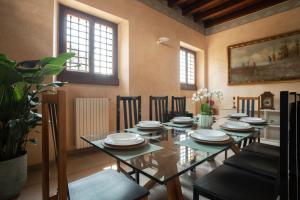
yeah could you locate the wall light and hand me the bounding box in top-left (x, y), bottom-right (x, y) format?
top-left (157, 37), bottom-right (170, 44)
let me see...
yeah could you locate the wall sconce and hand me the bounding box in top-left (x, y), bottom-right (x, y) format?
top-left (157, 37), bottom-right (170, 44)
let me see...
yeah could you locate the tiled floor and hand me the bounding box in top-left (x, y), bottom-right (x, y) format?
top-left (17, 149), bottom-right (227, 200)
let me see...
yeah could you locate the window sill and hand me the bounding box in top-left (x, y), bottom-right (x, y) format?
top-left (57, 71), bottom-right (119, 86)
top-left (180, 84), bottom-right (197, 91)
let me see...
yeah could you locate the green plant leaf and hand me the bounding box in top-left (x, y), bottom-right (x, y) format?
top-left (14, 82), bottom-right (28, 101)
top-left (39, 64), bottom-right (65, 76)
top-left (38, 57), bottom-right (55, 66)
top-left (0, 61), bottom-right (23, 84)
top-left (201, 103), bottom-right (212, 115)
top-left (0, 54), bottom-right (16, 68)
top-left (49, 52), bottom-right (75, 66)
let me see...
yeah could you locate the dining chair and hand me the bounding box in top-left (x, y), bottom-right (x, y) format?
top-left (236, 96), bottom-right (261, 117)
top-left (149, 96), bottom-right (168, 123)
top-left (193, 91), bottom-right (299, 200)
top-left (42, 91), bottom-right (149, 200)
top-left (231, 96), bottom-right (261, 157)
top-left (171, 96), bottom-right (186, 115)
top-left (117, 96), bottom-right (142, 132)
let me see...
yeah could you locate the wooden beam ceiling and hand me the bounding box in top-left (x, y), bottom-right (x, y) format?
top-left (204, 0), bottom-right (287, 27)
top-left (166, 0), bottom-right (287, 28)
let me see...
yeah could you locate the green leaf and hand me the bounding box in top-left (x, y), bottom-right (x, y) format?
top-left (39, 64), bottom-right (65, 76)
top-left (49, 52), bottom-right (75, 66)
top-left (0, 54), bottom-right (16, 68)
top-left (14, 82), bottom-right (28, 101)
top-left (38, 57), bottom-right (55, 66)
top-left (201, 103), bottom-right (212, 115)
top-left (0, 61), bottom-right (23, 84)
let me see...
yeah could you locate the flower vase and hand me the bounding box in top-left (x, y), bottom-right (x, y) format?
top-left (197, 114), bottom-right (213, 128)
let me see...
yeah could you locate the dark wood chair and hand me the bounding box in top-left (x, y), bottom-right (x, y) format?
top-left (171, 96), bottom-right (186, 115)
top-left (170, 96), bottom-right (193, 120)
top-left (242, 142), bottom-right (280, 158)
top-left (224, 150), bottom-right (279, 180)
top-left (117, 96), bottom-right (141, 131)
top-left (149, 96), bottom-right (168, 123)
top-left (42, 91), bottom-right (149, 200)
top-left (193, 91), bottom-right (299, 200)
top-left (227, 96), bottom-right (261, 159)
top-left (237, 96), bottom-right (261, 117)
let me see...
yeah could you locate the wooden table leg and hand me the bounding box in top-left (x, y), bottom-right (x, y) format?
top-left (230, 144), bottom-right (241, 154)
top-left (166, 177), bottom-right (184, 200)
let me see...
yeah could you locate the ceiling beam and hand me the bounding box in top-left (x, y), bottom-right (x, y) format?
top-left (192, 0), bottom-right (231, 13)
top-left (167, 0), bottom-right (188, 8)
top-left (196, 0), bottom-right (261, 21)
top-left (204, 0), bottom-right (287, 27)
top-left (181, 0), bottom-right (214, 15)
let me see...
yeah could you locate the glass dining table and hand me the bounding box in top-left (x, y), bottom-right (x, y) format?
top-left (81, 118), bottom-right (266, 200)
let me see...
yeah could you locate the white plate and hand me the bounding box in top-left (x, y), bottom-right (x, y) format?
top-left (172, 117), bottom-right (193, 124)
top-left (222, 121), bottom-right (252, 130)
top-left (190, 129), bottom-right (230, 141)
top-left (240, 117), bottom-right (266, 124)
top-left (137, 121), bottom-right (162, 128)
top-left (105, 133), bottom-right (144, 146)
top-left (230, 112), bottom-right (248, 118)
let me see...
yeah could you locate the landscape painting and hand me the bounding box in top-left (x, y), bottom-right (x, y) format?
top-left (228, 30), bottom-right (300, 85)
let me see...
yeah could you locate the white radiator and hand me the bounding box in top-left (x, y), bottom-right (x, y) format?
top-left (75, 98), bottom-right (109, 149)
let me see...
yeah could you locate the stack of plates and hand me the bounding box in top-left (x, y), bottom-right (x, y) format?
top-left (136, 121), bottom-right (163, 130)
top-left (230, 112), bottom-right (248, 119)
top-left (221, 121), bottom-right (253, 132)
top-left (240, 117), bottom-right (267, 125)
top-left (189, 129), bottom-right (232, 145)
top-left (103, 133), bottom-right (146, 150)
top-left (172, 117), bottom-right (193, 124)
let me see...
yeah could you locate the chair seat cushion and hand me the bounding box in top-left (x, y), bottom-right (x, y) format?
top-left (243, 142), bottom-right (279, 157)
top-left (69, 169), bottom-right (149, 200)
top-left (194, 165), bottom-right (277, 200)
top-left (224, 151), bottom-right (278, 179)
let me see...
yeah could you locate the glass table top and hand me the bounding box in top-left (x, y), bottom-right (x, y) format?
top-left (81, 118), bottom-right (264, 184)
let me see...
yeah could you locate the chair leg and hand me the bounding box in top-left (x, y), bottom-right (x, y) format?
top-left (225, 150), bottom-right (228, 159)
top-left (135, 171), bottom-right (140, 184)
top-left (193, 190), bottom-right (199, 200)
top-left (117, 160), bottom-right (121, 172)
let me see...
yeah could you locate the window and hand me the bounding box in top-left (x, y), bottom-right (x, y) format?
top-left (58, 5), bottom-right (118, 85)
top-left (180, 47), bottom-right (196, 90)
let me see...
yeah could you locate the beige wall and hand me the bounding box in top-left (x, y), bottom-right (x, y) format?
top-left (207, 7), bottom-right (300, 110)
top-left (1, 0), bottom-right (300, 167)
top-left (0, 0), bottom-right (206, 166)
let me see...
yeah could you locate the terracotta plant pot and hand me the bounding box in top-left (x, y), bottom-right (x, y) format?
top-left (0, 153), bottom-right (27, 200)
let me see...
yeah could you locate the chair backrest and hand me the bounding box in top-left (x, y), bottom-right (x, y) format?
top-left (42, 90), bottom-right (67, 200)
top-left (116, 96), bottom-right (141, 131)
top-left (280, 91), bottom-right (299, 200)
top-left (171, 96), bottom-right (186, 115)
top-left (149, 96), bottom-right (168, 123)
top-left (236, 96), bottom-right (260, 117)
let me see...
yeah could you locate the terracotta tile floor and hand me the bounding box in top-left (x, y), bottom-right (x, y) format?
top-left (17, 149), bottom-right (228, 200)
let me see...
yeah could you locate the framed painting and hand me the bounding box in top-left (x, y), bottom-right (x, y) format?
top-left (228, 30), bottom-right (300, 85)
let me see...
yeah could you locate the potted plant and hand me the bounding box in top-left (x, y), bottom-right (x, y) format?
top-left (0, 52), bottom-right (74, 199)
top-left (192, 88), bottom-right (223, 128)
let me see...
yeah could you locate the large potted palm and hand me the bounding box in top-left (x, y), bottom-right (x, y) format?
top-left (0, 53), bottom-right (74, 200)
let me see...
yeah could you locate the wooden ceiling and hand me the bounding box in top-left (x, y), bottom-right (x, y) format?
top-left (166, 0), bottom-right (287, 28)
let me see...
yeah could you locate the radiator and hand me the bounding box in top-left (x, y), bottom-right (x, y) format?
top-left (75, 98), bottom-right (109, 149)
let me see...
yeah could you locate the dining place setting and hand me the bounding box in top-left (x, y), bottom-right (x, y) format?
top-left (80, 89), bottom-right (273, 200)
top-left (39, 88), bottom-right (297, 200)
